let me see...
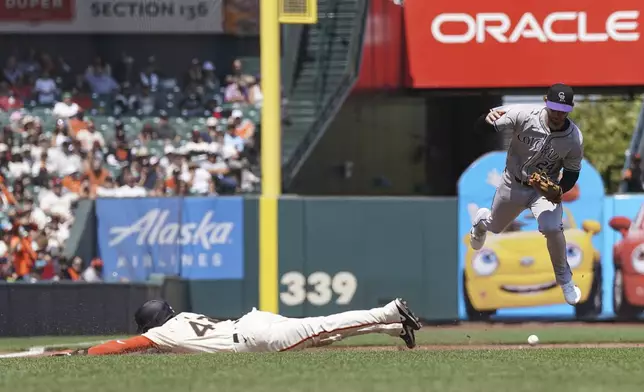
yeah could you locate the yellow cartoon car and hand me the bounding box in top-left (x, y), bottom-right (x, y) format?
top-left (463, 206), bottom-right (602, 320)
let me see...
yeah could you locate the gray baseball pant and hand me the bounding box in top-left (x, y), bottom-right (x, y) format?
top-left (473, 172), bottom-right (572, 285)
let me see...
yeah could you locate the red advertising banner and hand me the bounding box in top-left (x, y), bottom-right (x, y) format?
top-left (0, 0), bottom-right (75, 21)
top-left (403, 0), bottom-right (644, 88)
top-left (0, 1), bottom-right (224, 33)
top-left (355, 0), bottom-right (404, 90)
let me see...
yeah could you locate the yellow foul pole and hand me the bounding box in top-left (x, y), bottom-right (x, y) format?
top-left (259, 0), bottom-right (281, 313)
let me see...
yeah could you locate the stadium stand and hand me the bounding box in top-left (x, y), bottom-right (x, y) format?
top-left (0, 51), bottom-right (262, 282)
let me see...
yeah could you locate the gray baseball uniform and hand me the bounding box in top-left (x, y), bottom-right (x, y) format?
top-left (474, 104), bottom-right (583, 285)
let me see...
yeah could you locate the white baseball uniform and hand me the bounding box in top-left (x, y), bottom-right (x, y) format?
top-left (473, 104), bottom-right (583, 285)
top-left (142, 300), bottom-right (405, 353)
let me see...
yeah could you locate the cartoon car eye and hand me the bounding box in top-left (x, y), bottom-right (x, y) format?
top-left (472, 249), bottom-right (499, 276)
top-left (566, 244), bottom-right (583, 269)
top-left (631, 243), bottom-right (644, 274)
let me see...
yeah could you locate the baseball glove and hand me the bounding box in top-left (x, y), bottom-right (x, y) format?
top-left (528, 170), bottom-right (563, 204)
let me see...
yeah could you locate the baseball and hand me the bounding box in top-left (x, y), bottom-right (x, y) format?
top-left (527, 335), bottom-right (539, 345)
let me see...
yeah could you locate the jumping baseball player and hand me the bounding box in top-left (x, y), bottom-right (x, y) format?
top-left (470, 83), bottom-right (583, 306)
top-left (72, 298), bottom-right (421, 355)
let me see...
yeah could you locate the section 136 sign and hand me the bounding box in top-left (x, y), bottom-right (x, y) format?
top-left (96, 197), bottom-right (244, 282)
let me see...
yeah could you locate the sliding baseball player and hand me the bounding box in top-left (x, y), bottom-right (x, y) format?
top-left (60, 298), bottom-right (421, 355)
top-left (470, 83), bottom-right (583, 305)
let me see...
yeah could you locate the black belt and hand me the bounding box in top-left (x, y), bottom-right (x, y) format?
top-left (233, 333), bottom-right (247, 344)
top-left (515, 176), bottom-right (531, 187)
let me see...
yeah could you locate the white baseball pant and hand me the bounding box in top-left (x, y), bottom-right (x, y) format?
top-left (474, 170), bottom-right (572, 285)
top-left (231, 300), bottom-right (404, 352)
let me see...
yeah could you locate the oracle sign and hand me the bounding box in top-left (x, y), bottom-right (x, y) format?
top-left (431, 11), bottom-right (639, 44)
top-left (403, 0), bottom-right (644, 88)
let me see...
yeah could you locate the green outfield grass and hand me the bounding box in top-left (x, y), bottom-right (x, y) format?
top-left (2, 349), bottom-right (644, 392)
top-left (4, 324), bottom-right (644, 352)
top-left (0, 335), bottom-right (127, 352)
top-left (337, 323), bottom-right (644, 346)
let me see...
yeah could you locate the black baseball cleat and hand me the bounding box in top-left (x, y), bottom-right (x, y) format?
top-left (399, 324), bottom-right (416, 349)
top-left (394, 298), bottom-right (422, 331)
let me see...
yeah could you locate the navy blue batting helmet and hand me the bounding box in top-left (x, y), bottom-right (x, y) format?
top-left (134, 299), bottom-right (176, 334)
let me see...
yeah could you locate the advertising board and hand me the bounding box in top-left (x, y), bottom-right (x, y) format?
top-left (0, 0), bottom-right (224, 33)
top-left (403, 0), bottom-right (644, 88)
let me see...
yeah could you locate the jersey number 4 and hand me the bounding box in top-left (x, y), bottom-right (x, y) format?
top-left (189, 316), bottom-right (220, 337)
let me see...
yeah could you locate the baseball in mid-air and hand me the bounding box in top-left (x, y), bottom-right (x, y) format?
top-left (527, 335), bottom-right (539, 346)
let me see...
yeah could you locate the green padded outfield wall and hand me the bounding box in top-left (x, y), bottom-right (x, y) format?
top-left (142, 196), bottom-right (459, 321)
top-left (277, 197), bottom-right (459, 321)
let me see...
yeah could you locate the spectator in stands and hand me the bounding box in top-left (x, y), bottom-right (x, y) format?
top-left (82, 258), bottom-right (103, 282)
top-left (224, 80), bottom-right (246, 103)
top-left (17, 48), bottom-right (40, 78)
top-left (99, 169), bottom-right (147, 198)
top-left (231, 109), bottom-right (255, 146)
top-left (113, 84), bottom-right (135, 116)
top-left (134, 86), bottom-right (158, 116)
top-left (205, 116), bottom-right (219, 140)
top-left (62, 256), bottom-right (83, 281)
top-left (226, 58), bottom-right (254, 86)
top-left (55, 56), bottom-right (73, 89)
top-left (105, 122), bottom-right (131, 167)
top-left (59, 140), bottom-right (83, 176)
top-left (202, 147), bottom-right (231, 183)
top-left (39, 177), bottom-right (77, 223)
top-left (155, 111), bottom-right (177, 141)
top-left (140, 61), bottom-right (160, 92)
top-left (8, 148), bottom-right (31, 179)
top-left (248, 75), bottom-right (263, 106)
top-left (85, 154), bottom-right (110, 197)
top-left (75, 119), bottom-right (105, 153)
top-left (20, 114), bottom-right (37, 135)
top-left (140, 156), bottom-right (163, 191)
top-left (224, 122), bottom-right (245, 153)
top-left (34, 70), bottom-right (58, 105)
top-left (202, 61), bottom-right (220, 92)
top-left (39, 53), bottom-right (56, 76)
top-left (0, 82), bottom-right (24, 112)
top-left (113, 53), bottom-right (135, 86)
top-left (85, 65), bottom-right (119, 95)
top-left (32, 150), bottom-right (52, 187)
top-left (0, 241), bottom-right (10, 280)
top-left (9, 221), bottom-right (37, 281)
top-left (87, 56), bottom-right (112, 77)
top-left (623, 154), bottom-right (644, 193)
top-left (50, 118), bottom-right (69, 147)
top-left (185, 58), bottom-right (204, 89)
top-left (181, 161), bottom-right (213, 195)
top-left (180, 88), bottom-right (204, 117)
top-left (3, 56), bottom-right (22, 87)
top-left (71, 74), bottom-right (90, 95)
top-left (52, 92), bottom-right (81, 119)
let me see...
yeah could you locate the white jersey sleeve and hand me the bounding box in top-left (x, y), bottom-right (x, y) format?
top-left (563, 126), bottom-right (584, 172)
top-left (142, 312), bottom-right (236, 353)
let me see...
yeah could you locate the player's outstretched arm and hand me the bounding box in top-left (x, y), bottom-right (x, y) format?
top-left (87, 336), bottom-right (157, 356)
top-left (475, 108), bottom-right (509, 134)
